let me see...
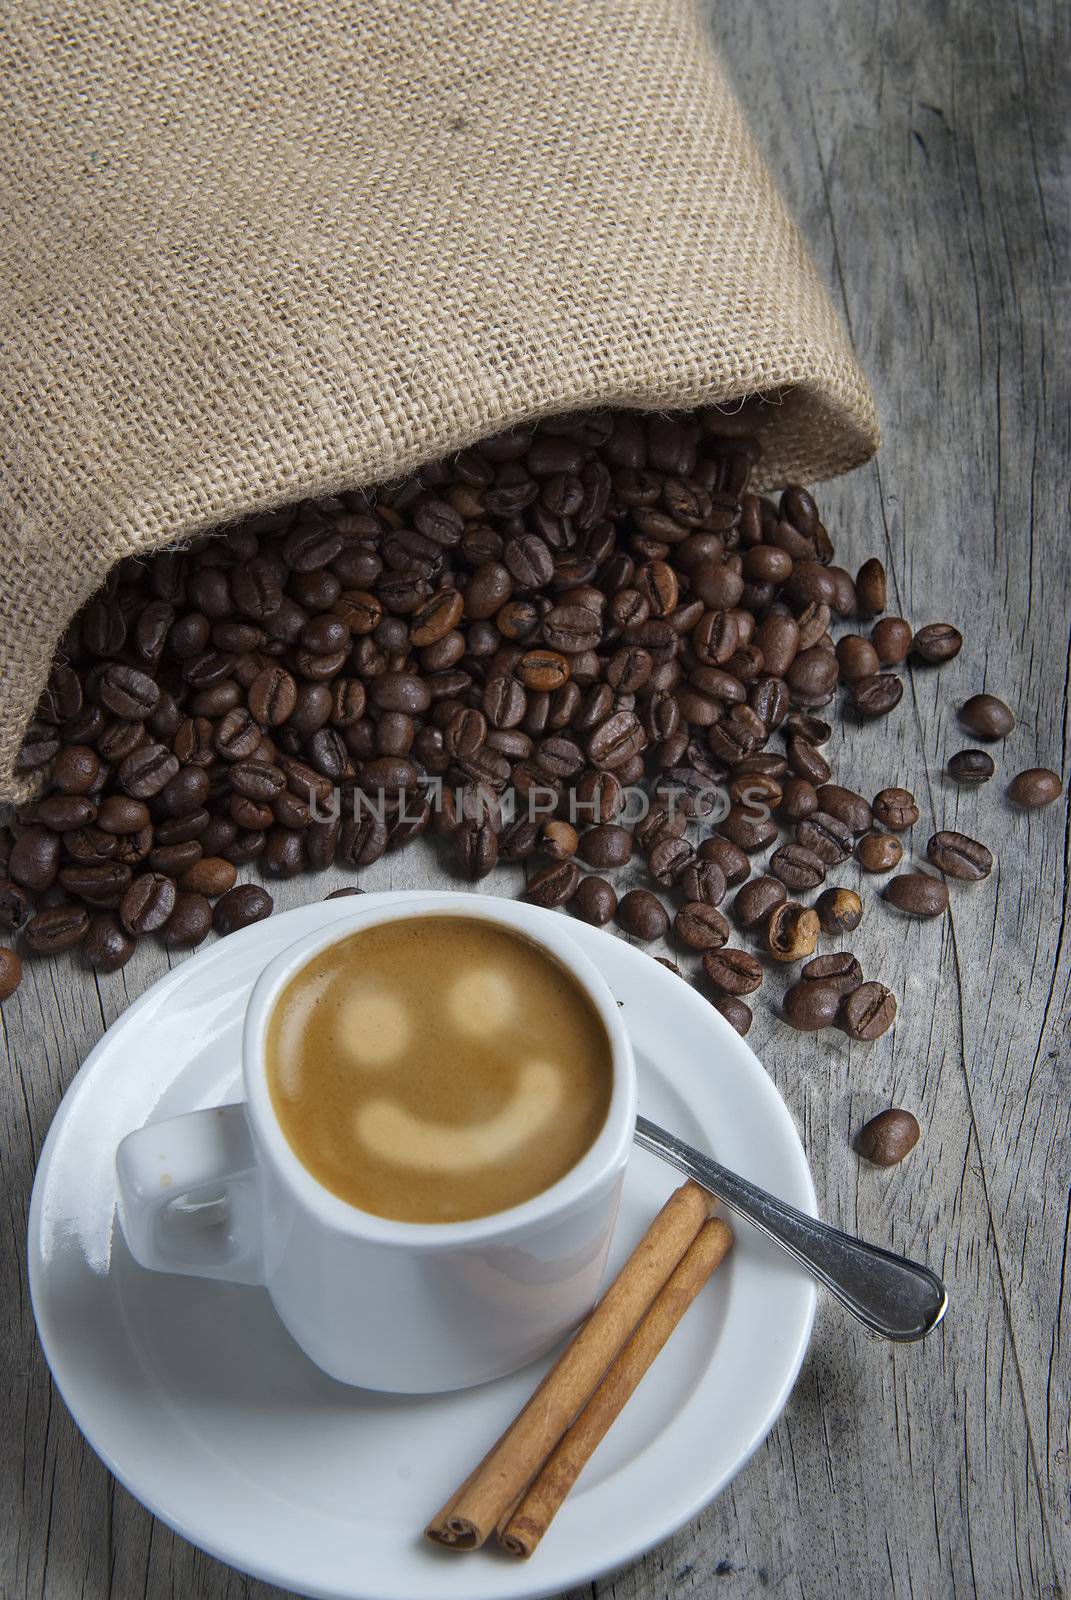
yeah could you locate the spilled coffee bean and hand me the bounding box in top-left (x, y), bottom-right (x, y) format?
top-left (927, 831), bottom-right (993, 881)
top-left (857, 1108), bottom-right (920, 1165)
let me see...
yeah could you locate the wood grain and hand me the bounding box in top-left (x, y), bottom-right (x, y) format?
top-left (2, 0), bottom-right (1068, 1597)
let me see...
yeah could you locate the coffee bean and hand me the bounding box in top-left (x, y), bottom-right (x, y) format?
top-left (800, 951), bottom-right (863, 994)
top-left (523, 861), bottom-right (580, 908)
top-left (927, 830), bottom-right (993, 880)
top-left (248, 665), bottom-right (299, 725)
top-left (586, 710), bottom-right (645, 769)
top-left (703, 946), bottom-right (762, 995)
top-left (58, 862), bottom-right (132, 904)
top-left (871, 787), bottom-right (919, 830)
top-left (912, 623), bottom-right (962, 664)
top-left (697, 835), bottom-right (749, 885)
top-left (947, 748), bottom-right (995, 785)
top-left (959, 693), bottom-right (1015, 740)
top-left (778, 777), bottom-right (819, 822)
top-left (97, 663), bottom-right (160, 720)
top-left (179, 857), bottom-right (238, 897)
top-left (118, 742), bottom-right (179, 798)
top-left (783, 981), bottom-right (840, 1031)
top-left (815, 784), bottom-right (872, 834)
top-left (883, 872), bottom-right (949, 919)
top-left (786, 736), bottom-right (831, 786)
top-left (813, 887), bottom-right (862, 937)
top-left (835, 635), bottom-right (879, 683)
top-left (855, 558), bottom-right (886, 618)
top-left (647, 835), bottom-right (697, 886)
top-left (83, 912), bottom-right (136, 971)
top-left (869, 617), bottom-right (911, 665)
top-left (795, 811), bottom-right (853, 865)
top-left (769, 843), bottom-right (826, 891)
top-left (539, 819), bottom-right (578, 861)
top-left (573, 874), bottom-right (617, 926)
top-left (35, 795), bottom-right (96, 832)
top-left (766, 902), bottom-right (820, 962)
top-left (856, 831), bottom-right (903, 872)
top-left (576, 823), bottom-right (632, 870)
top-left (857, 1108), bottom-right (920, 1165)
top-left (732, 874), bottom-right (786, 930)
top-left (0, 947), bottom-right (22, 999)
top-left (679, 859), bottom-right (726, 906)
top-left (52, 744), bottom-right (100, 795)
top-left (24, 904), bottom-right (90, 954)
top-left (710, 993), bottom-right (752, 1036)
top-left (616, 889), bottom-right (670, 941)
top-left (674, 901), bottom-right (730, 951)
top-left (0, 880), bottom-right (32, 932)
top-left (851, 674), bottom-right (903, 718)
top-left (120, 873), bottom-right (176, 934)
top-left (159, 891), bottom-right (214, 948)
top-left (213, 883), bottom-right (274, 935)
top-left (1007, 767), bottom-right (1062, 809)
top-left (839, 981), bottom-right (897, 1040)
top-left (718, 806), bottom-right (779, 853)
top-left (10, 827), bottom-right (60, 891)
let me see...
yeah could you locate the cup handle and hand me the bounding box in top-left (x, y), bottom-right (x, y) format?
top-left (116, 1103), bottom-right (265, 1286)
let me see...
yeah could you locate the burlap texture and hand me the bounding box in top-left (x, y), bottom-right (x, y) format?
top-left (0, 0), bottom-right (879, 804)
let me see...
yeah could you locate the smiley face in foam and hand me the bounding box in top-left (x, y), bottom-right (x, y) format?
top-left (357, 1059), bottom-right (564, 1174)
top-left (446, 966), bottom-right (516, 1034)
top-left (338, 987), bottom-right (411, 1068)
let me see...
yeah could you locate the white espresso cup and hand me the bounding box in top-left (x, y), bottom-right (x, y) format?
top-left (116, 895), bottom-right (637, 1393)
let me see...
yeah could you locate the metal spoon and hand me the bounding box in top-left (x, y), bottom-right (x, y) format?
top-left (634, 1115), bottom-right (947, 1341)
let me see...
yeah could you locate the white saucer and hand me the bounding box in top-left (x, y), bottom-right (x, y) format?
top-left (28, 891), bottom-right (816, 1600)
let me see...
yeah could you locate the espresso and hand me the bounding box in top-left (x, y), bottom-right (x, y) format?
top-left (266, 915), bottom-right (613, 1223)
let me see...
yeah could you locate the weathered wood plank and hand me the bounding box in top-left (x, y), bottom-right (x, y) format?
top-left (2, 0), bottom-right (1067, 1598)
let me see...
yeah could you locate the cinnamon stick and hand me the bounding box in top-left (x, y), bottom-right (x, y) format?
top-left (497, 1216), bottom-right (733, 1558)
top-left (424, 1179), bottom-right (714, 1550)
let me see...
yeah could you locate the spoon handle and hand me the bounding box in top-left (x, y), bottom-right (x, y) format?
top-left (634, 1115), bottom-right (947, 1342)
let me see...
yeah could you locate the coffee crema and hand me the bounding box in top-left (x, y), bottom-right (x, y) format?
top-left (266, 915), bottom-right (613, 1223)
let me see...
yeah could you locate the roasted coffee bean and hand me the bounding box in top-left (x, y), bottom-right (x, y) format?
top-left (214, 883), bottom-right (274, 935)
top-left (179, 856), bottom-right (238, 897)
top-left (778, 777), bottom-right (819, 822)
top-left (871, 787), bottom-right (919, 830)
top-left (679, 859), bottom-right (726, 907)
top-left (815, 886), bottom-right (863, 934)
top-left (647, 835), bottom-right (697, 886)
top-left (158, 892), bottom-right (214, 948)
top-left (537, 819), bottom-right (576, 861)
top-left (24, 903), bottom-right (90, 954)
top-left (927, 830), bottom-right (993, 880)
top-left (214, 707), bottom-right (261, 761)
top-left (710, 993), bottom-right (752, 1035)
top-left (857, 1108), bottom-right (920, 1166)
top-left (815, 784), bottom-right (872, 834)
top-left (120, 872), bottom-right (176, 934)
top-left (0, 940), bottom-right (21, 992)
top-left (35, 795), bottom-right (97, 831)
top-left (97, 795), bottom-right (151, 834)
top-left (959, 693), bottom-right (1014, 740)
top-left (586, 710), bottom-right (645, 769)
top-left (912, 623), bottom-right (962, 664)
top-left (0, 880), bottom-right (32, 931)
top-left (947, 749), bottom-right (995, 785)
top-left (769, 843), bottom-right (826, 892)
top-left (576, 823), bottom-right (632, 870)
top-left (697, 836), bottom-right (749, 884)
top-left (83, 912), bottom-right (136, 972)
top-left (10, 827), bottom-right (60, 891)
top-left (718, 806), bottom-right (778, 853)
top-left (118, 742), bottom-right (179, 798)
top-left (732, 874), bottom-right (786, 930)
top-left (62, 825), bottom-right (118, 864)
top-left (766, 902), bottom-right (819, 962)
top-left (573, 874), bottom-right (617, 926)
top-left (839, 981), bottom-right (897, 1040)
top-left (616, 889), bottom-right (670, 942)
top-left (52, 744), bottom-right (100, 795)
top-left (856, 830), bottom-right (903, 872)
top-left (883, 872), bottom-right (949, 919)
top-left (855, 558), bottom-right (887, 618)
top-left (870, 616), bottom-right (912, 665)
top-left (248, 665), bottom-right (298, 725)
top-left (97, 663), bottom-right (160, 720)
top-left (160, 765), bottom-right (210, 816)
top-left (800, 951), bottom-right (863, 994)
top-left (834, 635), bottom-right (878, 683)
top-left (58, 862), bottom-right (132, 904)
top-left (1007, 767), bottom-right (1062, 809)
top-left (523, 860), bottom-right (580, 908)
top-left (851, 674), bottom-right (903, 718)
top-left (782, 981), bottom-right (840, 1031)
top-left (674, 901), bottom-right (730, 951)
top-left (786, 736), bottom-right (830, 786)
top-left (702, 946), bottom-right (763, 996)
top-left (795, 811), bottom-right (852, 865)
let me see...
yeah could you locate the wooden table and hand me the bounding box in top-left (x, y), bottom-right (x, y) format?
top-left (3, 1), bottom-right (1067, 1595)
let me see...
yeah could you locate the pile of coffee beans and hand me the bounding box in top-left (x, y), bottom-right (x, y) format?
top-left (1, 406), bottom-right (1063, 1160)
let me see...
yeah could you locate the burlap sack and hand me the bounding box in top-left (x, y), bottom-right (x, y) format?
top-left (0, 0), bottom-right (878, 804)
